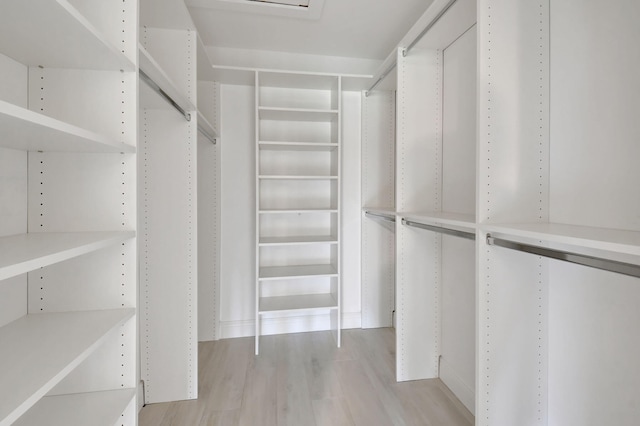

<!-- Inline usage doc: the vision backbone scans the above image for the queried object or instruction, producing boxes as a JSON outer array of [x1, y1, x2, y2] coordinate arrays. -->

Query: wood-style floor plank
[[138, 328, 474, 426]]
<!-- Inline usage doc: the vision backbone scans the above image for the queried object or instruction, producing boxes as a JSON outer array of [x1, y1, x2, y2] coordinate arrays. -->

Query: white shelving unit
[[139, 0, 199, 404], [0, 0, 138, 424], [255, 70, 342, 354]]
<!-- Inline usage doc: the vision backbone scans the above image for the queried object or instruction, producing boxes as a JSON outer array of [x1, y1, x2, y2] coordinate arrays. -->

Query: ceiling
[[187, 0, 436, 61]]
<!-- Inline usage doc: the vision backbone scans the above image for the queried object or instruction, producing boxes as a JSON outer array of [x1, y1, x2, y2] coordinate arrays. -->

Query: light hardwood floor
[[139, 328, 474, 426]]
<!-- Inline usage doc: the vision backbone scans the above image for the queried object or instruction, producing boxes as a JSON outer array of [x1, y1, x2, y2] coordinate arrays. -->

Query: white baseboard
[[439, 357, 475, 415], [219, 311, 362, 339]]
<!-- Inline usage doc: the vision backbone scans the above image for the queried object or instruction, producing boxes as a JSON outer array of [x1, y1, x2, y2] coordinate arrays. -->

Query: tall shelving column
[[255, 71, 341, 354], [0, 0, 138, 424], [139, 0, 199, 404], [477, 0, 640, 425]]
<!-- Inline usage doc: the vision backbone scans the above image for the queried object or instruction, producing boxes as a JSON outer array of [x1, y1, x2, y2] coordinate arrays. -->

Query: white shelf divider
[[0, 100, 135, 153], [14, 388, 136, 426], [0, 309, 135, 425], [258, 141, 339, 151], [258, 107, 338, 122], [259, 235, 338, 246], [0, 0, 134, 71], [259, 293, 338, 314], [0, 231, 135, 282], [258, 264, 338, 281]]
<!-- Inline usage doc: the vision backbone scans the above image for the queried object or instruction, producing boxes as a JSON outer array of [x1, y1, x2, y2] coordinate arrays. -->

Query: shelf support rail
[[403, 0, 459, 57], [197, 124, 217, 145], [139, 69, 192, 122], [402, 218, 475, 240], [486, 235, 640, 279], [364, 211, 396, 223]]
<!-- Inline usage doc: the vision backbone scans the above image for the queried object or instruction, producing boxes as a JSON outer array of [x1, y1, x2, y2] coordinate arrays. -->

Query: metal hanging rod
[[402, 218, 476, 240], [197, 125, 217, 145], [404, 0, 459, 57], [139, 69, 192, 122], [487, 235, 640, 279], [365, 61, 397, 97], [365, 211, 396, 223]]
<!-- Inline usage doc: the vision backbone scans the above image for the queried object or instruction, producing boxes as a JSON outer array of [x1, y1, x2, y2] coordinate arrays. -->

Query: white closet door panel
[[49, 316, 137, 396], [478, 235, 548, 426], [0, 276, 27, 329], [0, 54, 27, 107], [27, 240, 136, 312], [549, 262, 640, 426], [395, 225, 441, 381], [549, 0, 640, 231], [27, 152, 136, 232], [477, 0, 550, 224], [198, 134, 220, 342], [140, 109, 197, 403], [0, 148, 27, 236], [28, 68, 137, 146], [442, 26, 476, 216], [441, 235, 475, 414]]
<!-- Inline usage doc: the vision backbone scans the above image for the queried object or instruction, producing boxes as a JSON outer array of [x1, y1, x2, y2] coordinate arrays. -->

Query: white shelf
[[259, 175, 338, 180], [0, 309, 135, 425], [0, 100, 135, 153], [259, 208, 338, 214], [259, 72, 339, 90], [0, 0, 134, 71], [139, 43, 195, 113], [14, 388, 135, 426], [258, 264, 338, 281], [259, 235, 338, 246], [258, 107, 338, 122], [259, 142, 339, 151], [0, 231, 135, 282], [259, 293, 338, 314], [400, 211, 476, 233], [483, 222, 640, 258]]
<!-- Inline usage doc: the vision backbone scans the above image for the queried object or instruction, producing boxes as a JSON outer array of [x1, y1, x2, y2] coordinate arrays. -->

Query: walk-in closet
[[1, 0, 638, 425]]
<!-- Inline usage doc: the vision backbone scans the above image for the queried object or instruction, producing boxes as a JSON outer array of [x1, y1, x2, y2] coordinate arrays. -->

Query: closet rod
[[402, 218, 475, 240], [403, 0, 459, 56], [487, 235, 640, 279], [365, 211, 396, 223], [139, 69, 192, 122], [197, 125, 217, 145], [365, 61, 397, 97]]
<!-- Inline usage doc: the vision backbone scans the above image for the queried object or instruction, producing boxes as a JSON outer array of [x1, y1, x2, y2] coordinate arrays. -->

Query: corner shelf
[[0, 101, 135, 153], [0, 232, 136, 282], [0, 0, 134, 71], [0, 309, 135, 425]]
